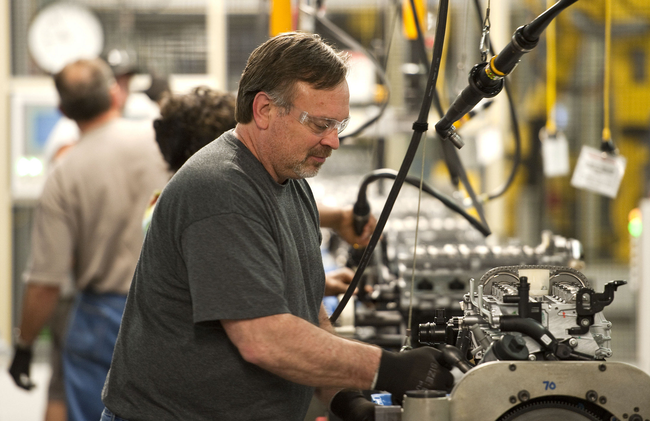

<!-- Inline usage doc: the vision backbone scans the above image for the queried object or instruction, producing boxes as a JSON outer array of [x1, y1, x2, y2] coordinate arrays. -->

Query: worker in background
[[40, 52, 138, 165], [38, 101, 78, 421], [100, 32, 453, 421], [106, 48, 171, 121], [144, 72, 171, 105], [7, 58, 170, 421], [143, 86, 238, 233], [33, 57, 165, 421]]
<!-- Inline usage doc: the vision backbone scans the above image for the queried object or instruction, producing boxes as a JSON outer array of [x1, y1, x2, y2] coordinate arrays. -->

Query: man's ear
[[251, 91, 272, 130], [108, 82, 124, 110]]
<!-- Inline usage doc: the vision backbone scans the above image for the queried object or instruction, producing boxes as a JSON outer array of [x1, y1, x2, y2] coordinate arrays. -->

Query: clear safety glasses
[[296, 110, 350, 136]]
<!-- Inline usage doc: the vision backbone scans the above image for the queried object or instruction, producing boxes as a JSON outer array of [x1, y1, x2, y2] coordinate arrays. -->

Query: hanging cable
[[479, 0, 491, 63], [382, 0, 403, 72], [546, 0, 558, 137], [601, 0, 616, 153], [471, 0, 523, 202], [402, 141, 428, 351], [464, 0, 572, 203], [329, 0, 451, 324], [406, 0, 491, 231], [407, 0, 445, 116], [402, 0, 444, 348], [352, 169, 491, 236]]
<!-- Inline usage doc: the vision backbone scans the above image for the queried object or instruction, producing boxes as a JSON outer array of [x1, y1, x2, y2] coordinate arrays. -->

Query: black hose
[[437, 344, 474, 373], [471, 0, 522, 202], [355, 169, 490, 236], [499, 316, 572, 359], [407, 0, 491, 234], [329, 0, 451, 324]]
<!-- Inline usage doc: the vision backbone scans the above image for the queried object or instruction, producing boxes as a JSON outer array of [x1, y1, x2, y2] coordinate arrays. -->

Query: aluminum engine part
[[462, 266, 618, 360]]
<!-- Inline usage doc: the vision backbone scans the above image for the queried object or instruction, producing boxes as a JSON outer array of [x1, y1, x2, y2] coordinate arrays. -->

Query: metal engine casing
[[402, 361, 650, 421], [464, 265, 613, 360], [396, 265, 650, 421]]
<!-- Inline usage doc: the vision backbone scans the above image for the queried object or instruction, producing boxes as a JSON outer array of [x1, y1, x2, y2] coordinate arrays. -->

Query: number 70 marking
[[543, 381, 557, 390]]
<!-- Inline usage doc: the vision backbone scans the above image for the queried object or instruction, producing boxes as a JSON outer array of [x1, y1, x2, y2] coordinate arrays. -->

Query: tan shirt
[[23, 118, 170, 294]]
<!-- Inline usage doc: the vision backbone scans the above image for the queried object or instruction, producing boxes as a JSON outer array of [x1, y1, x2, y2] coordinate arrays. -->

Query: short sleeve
[[23, 173, 75, 286], [181, 213, 290, 323]]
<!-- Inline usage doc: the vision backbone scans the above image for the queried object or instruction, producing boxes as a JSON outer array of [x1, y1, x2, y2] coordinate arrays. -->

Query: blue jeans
[[101, 407, 130, 421], [63, 291, 127, 421]]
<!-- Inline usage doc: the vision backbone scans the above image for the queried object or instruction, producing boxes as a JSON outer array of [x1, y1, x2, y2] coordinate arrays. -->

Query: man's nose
[[321, 129, 340, 150]]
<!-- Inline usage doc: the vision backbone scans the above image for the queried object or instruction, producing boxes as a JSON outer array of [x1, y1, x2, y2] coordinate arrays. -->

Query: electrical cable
[[337, 0, 578, 325], [404, 138, 429, 350], [354, 169, 491, 237], [402, 0, 445, 348], [470, 0, 523, 202], [406, 0, 490, 230], [329, 0, 451, 324], [436, 0, 579, 145], [381, 0, 403, 75], [600, 0, 616, 153], [546, 0, 558, 137]]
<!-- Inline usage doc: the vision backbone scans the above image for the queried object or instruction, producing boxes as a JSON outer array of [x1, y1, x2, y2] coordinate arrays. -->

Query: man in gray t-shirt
[[102, 32, 454, 421]]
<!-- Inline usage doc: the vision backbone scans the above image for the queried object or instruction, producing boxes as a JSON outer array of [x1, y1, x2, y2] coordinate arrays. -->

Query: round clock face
[[28, 2, 104, 74]]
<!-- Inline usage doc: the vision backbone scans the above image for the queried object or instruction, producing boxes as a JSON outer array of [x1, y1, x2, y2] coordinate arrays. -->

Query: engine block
[[458, 265, 621, 361]]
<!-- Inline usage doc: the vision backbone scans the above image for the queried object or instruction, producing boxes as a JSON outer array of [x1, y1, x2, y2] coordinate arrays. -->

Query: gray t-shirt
[[103, 131, 326, 420]]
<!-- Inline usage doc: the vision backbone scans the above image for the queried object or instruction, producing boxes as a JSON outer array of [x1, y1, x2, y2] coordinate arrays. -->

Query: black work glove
[[330, 389, 376, 421], [8, 344, 36, 390], [375, 347, 454, 404]]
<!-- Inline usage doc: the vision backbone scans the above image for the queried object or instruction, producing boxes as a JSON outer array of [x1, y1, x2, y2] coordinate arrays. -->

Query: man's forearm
[[318, 204, 344, 231], [17, 284, 61, 344], [222, 312, 381, 390]]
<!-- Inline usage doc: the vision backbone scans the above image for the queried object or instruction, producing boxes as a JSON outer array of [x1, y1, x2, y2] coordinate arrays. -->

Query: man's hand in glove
[[375, 346, 454, 404], [8, 344, 36, 390], [330, 389, 376, 421]]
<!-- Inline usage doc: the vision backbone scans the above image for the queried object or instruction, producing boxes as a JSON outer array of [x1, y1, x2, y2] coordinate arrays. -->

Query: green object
[[629, 217, 642, 238]]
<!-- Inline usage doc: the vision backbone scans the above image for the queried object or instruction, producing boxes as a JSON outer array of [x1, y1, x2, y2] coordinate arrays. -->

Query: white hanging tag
[[540, 128, 570, 177], [571, 145, 626, 198]]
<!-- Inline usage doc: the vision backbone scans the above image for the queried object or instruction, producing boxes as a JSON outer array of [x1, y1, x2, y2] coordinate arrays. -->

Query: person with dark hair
[[154, 86, 237, 172], [8, 58, 169, 421], [141, 86, 238, 232], [100, 32, 453, 421]]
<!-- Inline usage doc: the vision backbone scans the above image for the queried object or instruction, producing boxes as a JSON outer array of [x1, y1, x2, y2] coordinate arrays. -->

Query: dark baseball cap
[[104, 48, 139, 77]]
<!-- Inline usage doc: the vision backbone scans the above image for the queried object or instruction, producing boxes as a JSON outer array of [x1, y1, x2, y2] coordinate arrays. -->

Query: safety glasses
[[296, 110, 350, 136]]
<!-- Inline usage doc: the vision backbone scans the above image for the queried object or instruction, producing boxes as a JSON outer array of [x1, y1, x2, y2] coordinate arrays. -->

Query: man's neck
[[233, 124, 259, 160], [76, 109, 121, 134], [233, 123, 285, 184]]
